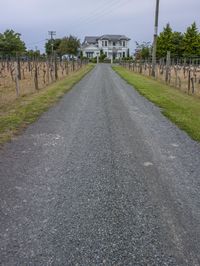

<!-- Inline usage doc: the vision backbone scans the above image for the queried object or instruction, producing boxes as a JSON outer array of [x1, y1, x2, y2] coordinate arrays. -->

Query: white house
[[82, 35, 130, 60]]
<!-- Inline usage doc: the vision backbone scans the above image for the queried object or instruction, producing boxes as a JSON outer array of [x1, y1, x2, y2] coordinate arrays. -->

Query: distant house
[[81, 34, 130, 60]]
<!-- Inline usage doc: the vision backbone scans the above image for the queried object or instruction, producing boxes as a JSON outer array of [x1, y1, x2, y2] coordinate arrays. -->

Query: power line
[[26, 40, 46, 53], [26, 39, 46, 47], [75, 0, 119, 25], [68, 0, 130, 33], [26, 1, 131, 52], [80, 0, 130, 26]]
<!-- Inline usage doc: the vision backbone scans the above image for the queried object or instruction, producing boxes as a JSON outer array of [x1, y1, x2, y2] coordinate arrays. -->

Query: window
[[105, 52, 108, 57], [123, 52, 125, 58], [123, 41, 126, 47], [102, 41, 104, 47], [105, 41, 108, 47], [113, 42, 116, 46], [86, 52, 94, 58]]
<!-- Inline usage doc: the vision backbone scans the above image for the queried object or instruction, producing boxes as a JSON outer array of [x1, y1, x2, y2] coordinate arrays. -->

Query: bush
[[89, 57, 97, 63], [103, 58, 111, 63]]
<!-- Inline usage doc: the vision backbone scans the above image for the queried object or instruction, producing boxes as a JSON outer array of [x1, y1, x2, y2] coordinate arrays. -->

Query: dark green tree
[[80, 50, 83, 59], [45, 38, 62, 56], [182, 22, 200, 57], [171, 31, 184, 57], [58, 35, 80, 56], [26, 49, 40, 59], [157, 23, 174, 58], [0, 29, 26, 56], [99, 49, 106, 62]]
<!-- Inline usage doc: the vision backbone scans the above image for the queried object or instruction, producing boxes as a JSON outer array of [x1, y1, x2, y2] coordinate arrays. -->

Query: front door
[[112, 47, 117, 60]]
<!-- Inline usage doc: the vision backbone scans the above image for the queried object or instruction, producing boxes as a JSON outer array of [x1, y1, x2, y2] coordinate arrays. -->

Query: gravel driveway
[[0, 64, 200, 265]]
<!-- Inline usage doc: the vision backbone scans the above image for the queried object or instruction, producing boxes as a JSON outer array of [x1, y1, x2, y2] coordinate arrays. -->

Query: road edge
[[0, 64, 94, 146]]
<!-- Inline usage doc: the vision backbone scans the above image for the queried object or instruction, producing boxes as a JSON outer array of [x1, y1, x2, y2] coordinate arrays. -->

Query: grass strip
[[113, 65, 200, 142], [0, 64, 94, 145]]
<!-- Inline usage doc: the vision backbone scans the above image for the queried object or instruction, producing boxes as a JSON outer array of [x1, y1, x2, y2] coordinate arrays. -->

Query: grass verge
[[113, 65, 200, 142], [0, 64, 94, 145]]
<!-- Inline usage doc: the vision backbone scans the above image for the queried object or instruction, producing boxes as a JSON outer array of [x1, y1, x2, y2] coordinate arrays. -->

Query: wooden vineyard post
[[17, 56, 21, 80], [72, 57, 75, 72], [66, 61, 69, 75], [14, 62, 20, 97], [139, 59, 142, 74], [54, 53, 58, 80], [28, 60, 31, 72], [188, 69, 191, 94], [175, 67, 178, 87], [47, 61, 50, 84], [34, 62, 39, 91], [165, 51, 171, 83], [191, 77, 195, 94], [42, 63, 46, 85]]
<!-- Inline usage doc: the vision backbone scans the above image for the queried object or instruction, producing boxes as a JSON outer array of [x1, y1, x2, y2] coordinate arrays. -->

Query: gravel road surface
[[0, 64, 200, 265]]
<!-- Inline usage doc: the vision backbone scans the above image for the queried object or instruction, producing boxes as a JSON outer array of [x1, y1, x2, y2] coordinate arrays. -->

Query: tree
[[80, 50, 83, 59], [157, 23, 174, 58], [26, 49, 40, 59], [99, 49, 106, 62], [45, 38, 62, 56], [138, 22, 200, 60], [171, 31, 184, 58], [182, 22, 200, 57], [58, 35, 80, 56], [0, 29, 26, 56], [135, 41, 151, 60]]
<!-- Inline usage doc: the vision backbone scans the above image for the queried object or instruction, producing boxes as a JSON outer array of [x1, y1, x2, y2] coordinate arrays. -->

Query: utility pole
[[152, 0, 160, 77], [48, 31, 56, 55], [48, 31, 57, 80]]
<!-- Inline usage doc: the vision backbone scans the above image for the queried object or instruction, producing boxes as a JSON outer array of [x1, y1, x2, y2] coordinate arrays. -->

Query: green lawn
[[0, 64, 94, 145], [113, 65, 200, 142]]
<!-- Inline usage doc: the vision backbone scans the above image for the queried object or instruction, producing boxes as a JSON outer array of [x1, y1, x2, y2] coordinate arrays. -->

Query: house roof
[[83, 35, 130, 44], [83, 36, 99, 44], [98, 34, 130, 41]]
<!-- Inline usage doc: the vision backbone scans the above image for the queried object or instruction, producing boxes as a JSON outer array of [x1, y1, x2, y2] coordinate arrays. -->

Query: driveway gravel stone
[[0, 64, 200, 265]]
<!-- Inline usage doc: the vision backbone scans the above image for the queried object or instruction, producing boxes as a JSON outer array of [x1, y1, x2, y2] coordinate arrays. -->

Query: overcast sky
[[1, 0, 200, 53]]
